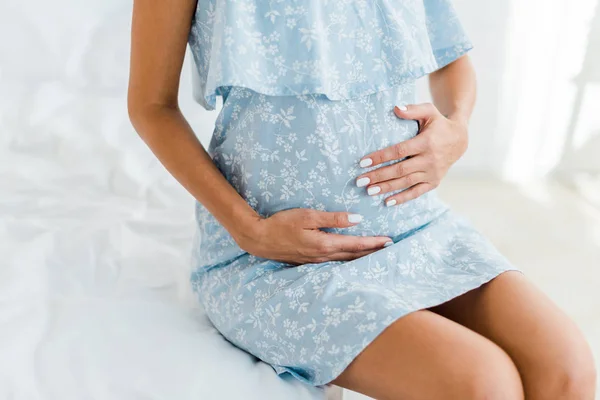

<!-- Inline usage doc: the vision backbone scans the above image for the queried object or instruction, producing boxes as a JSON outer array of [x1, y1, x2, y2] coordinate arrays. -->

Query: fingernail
[[383, 241, 394, 247], [359, 158, 373, 168], [356, 177, 370, 187], [348, 214, 363, 223], [367, 186, 381, 196], [386, 199, 397, 207], [396, 104, 408, 111]]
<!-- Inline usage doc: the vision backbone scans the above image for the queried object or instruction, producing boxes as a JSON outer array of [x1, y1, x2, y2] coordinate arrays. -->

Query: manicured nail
[[359, 158, 373, 168], [396, 104, 408, 111], [386, 199, 397, 207], [356, 177, 370, 187], [348, 214, 363, 224], [367, 186, 381, 196], [383, 241, 394, 247]]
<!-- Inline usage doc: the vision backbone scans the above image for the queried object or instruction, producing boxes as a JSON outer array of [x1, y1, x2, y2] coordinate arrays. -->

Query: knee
[[464, 350, 524, 400], [539, 348, 597, 400]]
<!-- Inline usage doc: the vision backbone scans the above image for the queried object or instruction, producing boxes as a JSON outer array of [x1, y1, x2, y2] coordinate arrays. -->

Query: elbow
[[127, 92, 142, 130], [127, 94, 178, 136], [127, 94, 149, 133]]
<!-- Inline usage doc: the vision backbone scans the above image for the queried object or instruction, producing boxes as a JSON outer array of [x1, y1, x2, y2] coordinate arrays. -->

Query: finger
[[384, 183, 435, 207], [306, 210, 365, 229], [356, 156, 426, 189], [359, 134, 426, 168], [282, 249, 378, 265], [321, 250, 380, 262], [367, 172, 428, 196], [326, 235, 393, 253], [393, 102, 441, 126]]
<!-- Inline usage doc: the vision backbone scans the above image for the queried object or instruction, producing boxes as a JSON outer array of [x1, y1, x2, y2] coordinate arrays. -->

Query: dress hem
[[275, 267, 525, 387]]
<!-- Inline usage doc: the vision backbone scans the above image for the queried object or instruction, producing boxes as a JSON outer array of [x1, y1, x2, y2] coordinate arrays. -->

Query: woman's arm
[[355, 55, 476, 205], [128, 0, 260, 242], [128, 0, 391, 264], [429, 55, 477, 127]]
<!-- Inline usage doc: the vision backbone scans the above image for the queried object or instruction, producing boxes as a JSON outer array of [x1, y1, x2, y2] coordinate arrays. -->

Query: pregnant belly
[[208, 85, 449, 239]]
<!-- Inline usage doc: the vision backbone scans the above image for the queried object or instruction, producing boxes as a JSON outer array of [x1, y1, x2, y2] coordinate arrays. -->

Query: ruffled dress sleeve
[[188, 0, 473, 110], [423, 0, 473, 67]]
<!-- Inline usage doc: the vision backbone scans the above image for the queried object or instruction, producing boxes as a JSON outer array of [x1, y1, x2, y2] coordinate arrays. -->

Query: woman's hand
[[356, 103, 469, 206], [234, 209, 393, 265]]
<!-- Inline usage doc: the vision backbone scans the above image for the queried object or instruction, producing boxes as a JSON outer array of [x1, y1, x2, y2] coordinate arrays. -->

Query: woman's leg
[[429, 271, 597, 400], [332, 309, 524, 400]]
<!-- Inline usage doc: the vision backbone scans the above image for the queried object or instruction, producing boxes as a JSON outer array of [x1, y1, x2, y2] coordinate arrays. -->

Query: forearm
[[428, 55, 477, 125], [129, 105, 260, 240]]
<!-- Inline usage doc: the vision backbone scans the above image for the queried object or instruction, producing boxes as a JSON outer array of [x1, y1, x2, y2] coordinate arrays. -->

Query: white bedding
[[0, 1, 327, 399]]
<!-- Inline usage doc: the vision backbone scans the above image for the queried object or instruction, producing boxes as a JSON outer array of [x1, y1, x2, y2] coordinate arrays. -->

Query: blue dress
[[188, 0, 522, 387]]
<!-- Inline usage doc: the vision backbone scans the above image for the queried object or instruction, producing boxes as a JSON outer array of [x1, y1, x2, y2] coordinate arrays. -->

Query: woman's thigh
[[332, 309, 524, 400], [429, 270, 597, 399]]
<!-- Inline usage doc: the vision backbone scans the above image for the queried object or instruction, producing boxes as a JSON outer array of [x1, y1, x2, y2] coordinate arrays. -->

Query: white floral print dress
[[188, 0, 522, 387]]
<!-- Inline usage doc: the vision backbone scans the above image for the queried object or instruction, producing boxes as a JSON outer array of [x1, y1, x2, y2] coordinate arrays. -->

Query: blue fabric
[[190, 85, 520, 386], [188, 0, 473, 110], [188, 0, 520, 387]]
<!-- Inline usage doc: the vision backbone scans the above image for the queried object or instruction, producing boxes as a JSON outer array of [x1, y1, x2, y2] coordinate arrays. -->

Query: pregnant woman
[[128, 0, 596, 398]]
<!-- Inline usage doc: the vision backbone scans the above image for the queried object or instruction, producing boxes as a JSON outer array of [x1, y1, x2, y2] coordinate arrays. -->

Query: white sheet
[[0, 1, 326, 399]]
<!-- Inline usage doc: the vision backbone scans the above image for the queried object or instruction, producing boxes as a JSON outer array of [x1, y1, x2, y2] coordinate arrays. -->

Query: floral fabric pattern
[[190, 84, 521, 386], [188, 0, 473, 110], [188, 0, 520, 388]]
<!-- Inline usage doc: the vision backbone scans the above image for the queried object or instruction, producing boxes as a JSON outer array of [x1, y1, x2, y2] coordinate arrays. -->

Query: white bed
[[0, 1, 339, 398], [1, 166, 339, 400]]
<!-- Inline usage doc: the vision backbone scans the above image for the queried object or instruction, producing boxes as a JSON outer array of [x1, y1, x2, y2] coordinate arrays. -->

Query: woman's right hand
[[234, 208, 393, 265]]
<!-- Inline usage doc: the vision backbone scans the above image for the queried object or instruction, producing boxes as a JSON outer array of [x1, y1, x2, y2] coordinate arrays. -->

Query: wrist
[[447, 112, 469, 128], [228, 207, 265, 249], [447, 114, 470, 152]]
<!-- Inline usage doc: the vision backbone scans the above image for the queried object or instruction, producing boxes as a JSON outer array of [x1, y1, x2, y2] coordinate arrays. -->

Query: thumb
[[393, 103, 439, 125]]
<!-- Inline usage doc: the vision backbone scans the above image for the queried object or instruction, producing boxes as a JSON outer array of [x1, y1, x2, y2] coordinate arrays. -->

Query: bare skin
[[129, 1, 597, 399], [335, 271, 597, 399], [128, 0, 392, 266], [333, 55, 596, 399], [429, 271, 597, 399], [356, 54, 477, 206], [333, 307, 525, 400]]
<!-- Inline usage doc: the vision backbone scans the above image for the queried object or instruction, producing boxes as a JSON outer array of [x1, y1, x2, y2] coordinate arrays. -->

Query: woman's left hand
[[356, 103, 469, 206]]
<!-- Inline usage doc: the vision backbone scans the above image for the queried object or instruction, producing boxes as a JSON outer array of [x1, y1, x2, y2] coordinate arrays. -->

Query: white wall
[[449, 0, 600, 180]]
